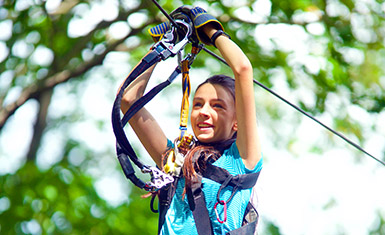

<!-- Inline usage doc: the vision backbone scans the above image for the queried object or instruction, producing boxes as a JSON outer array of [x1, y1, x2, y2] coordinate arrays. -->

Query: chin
[[196, 135, 214, 143]]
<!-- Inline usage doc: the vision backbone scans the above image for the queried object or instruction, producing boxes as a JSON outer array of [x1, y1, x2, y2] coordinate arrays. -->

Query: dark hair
[[196, 74, 235, 102]]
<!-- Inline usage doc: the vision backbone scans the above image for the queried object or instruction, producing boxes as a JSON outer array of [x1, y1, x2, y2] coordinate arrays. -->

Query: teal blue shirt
[[160, 141, 263, 234]]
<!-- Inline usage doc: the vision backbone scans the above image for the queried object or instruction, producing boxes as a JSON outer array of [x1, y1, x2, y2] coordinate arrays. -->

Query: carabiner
[[214, 200, 227, 224]]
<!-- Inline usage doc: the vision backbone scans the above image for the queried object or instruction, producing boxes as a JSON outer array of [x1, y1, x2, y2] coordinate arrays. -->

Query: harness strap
[[203, 164, 260, 190], [227, 220, 258, 235], [179, 59, 191, 139], [178, 44, 201, 148], [116, 142, 146, 189], [187, 175, 214, 235], [112, 50, 182, 191], [112, 50, 162, 169], [157, 177, 180, 234], [122, 68, 181, 125]]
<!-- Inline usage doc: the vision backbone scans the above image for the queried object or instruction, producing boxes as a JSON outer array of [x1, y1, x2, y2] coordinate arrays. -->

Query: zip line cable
[[150, 0, 385, 167], [152, 0, 178, 28], [203, 47, 385, 167]]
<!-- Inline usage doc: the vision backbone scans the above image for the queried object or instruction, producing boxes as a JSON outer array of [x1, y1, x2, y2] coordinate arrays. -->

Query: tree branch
[[0, 25, 152, 131], [57, 3, 146, 67], [26, 89, 53, 161]]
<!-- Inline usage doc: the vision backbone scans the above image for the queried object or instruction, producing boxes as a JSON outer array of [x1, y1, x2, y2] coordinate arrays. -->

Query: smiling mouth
[[197, 123, 213, 128]]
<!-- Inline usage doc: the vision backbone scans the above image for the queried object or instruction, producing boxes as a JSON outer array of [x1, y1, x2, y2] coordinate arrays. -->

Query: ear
[[232, 121, 238, 132]]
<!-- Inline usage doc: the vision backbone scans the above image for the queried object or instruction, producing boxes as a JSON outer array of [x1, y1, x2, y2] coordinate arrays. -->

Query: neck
[[196, 138, 235, 155]]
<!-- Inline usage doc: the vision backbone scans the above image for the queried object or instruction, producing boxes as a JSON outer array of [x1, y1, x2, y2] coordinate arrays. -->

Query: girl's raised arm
[[203, 26, 262, 170], [119, 62, 168, 167]]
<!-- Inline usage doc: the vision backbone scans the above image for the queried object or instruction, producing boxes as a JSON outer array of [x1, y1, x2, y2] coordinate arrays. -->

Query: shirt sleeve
[[167, 139, 174, 149], [223, 142, 263, 174]]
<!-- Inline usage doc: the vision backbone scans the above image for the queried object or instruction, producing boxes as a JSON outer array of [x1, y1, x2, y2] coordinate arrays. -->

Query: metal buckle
[[142, 166, 174, 191], [152, 19, 192, 60]]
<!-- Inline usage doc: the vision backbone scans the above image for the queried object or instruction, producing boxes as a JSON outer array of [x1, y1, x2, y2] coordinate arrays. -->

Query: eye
[[193, 102, 202, 108], [213, 103, 224, 109]]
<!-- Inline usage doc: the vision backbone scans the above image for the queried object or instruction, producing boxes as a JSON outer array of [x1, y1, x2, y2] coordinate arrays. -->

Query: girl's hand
[[190, 6, 224, 46]]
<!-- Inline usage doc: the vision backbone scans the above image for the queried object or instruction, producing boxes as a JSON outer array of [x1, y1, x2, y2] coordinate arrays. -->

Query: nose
[[199, 103, 210, 117]]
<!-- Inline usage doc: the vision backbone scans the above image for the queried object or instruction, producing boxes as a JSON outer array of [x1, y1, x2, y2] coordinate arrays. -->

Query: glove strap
[[210, 30, 231, 47]]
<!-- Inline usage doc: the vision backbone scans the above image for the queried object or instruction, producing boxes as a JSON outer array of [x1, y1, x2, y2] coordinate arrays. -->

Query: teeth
[[198, 124, 211, 128]]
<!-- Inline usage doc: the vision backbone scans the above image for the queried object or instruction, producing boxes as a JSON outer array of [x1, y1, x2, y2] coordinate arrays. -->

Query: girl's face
[[191, 83, 237, 143]]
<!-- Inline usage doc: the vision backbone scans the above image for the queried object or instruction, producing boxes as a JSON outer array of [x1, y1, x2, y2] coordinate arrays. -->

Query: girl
[[120, 9, 262, 234]]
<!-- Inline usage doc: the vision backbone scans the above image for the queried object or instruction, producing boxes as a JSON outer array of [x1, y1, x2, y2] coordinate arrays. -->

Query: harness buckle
[[152, 19, 192, 60], [143, 166, 174, 191]]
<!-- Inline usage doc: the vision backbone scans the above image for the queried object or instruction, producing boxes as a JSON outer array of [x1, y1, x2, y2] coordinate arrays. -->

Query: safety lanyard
[[163, 45, 202, 176], [179, 59, 190, 139]]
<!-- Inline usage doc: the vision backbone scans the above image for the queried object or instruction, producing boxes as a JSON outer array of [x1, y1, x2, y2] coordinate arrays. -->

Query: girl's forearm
[[119, 63, 157, 114]]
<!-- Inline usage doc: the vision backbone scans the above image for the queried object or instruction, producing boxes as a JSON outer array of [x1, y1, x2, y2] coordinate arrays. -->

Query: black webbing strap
[[227, 220, 257, 235], [112, 50, 165, 189], [187, 175, 214, 235], [116, 142, 146, 188], [203, 164, 260, 191], [112, 47, 186, 191], [121, 68, 181, 125], [157, 177, 180, 234], [112, 50, 161, 168]]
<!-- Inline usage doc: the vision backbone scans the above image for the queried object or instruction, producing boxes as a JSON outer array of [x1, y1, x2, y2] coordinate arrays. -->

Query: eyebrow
[[193, 97, 226, 103]]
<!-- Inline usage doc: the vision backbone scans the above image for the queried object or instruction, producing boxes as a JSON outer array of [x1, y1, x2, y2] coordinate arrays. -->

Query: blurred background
[[1, 0, 385, 234]]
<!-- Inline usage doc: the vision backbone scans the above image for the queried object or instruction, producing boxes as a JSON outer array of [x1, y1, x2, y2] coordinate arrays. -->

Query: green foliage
[[0, 161, 158, 234], [266, 221, 282, 235]]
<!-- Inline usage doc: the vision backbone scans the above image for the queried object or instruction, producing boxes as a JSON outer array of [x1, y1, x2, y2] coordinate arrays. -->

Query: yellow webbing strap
[[164, 46, 202, 175], [179, 59, 191, 140], [178, 46, 201, 149]]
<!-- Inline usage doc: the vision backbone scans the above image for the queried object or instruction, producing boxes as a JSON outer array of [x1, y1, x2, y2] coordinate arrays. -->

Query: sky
[[1, 0, 385, 234]]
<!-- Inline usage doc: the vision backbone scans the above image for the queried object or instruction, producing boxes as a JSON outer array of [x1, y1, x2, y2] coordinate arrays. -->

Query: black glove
[[189, 6, 226, 46]]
